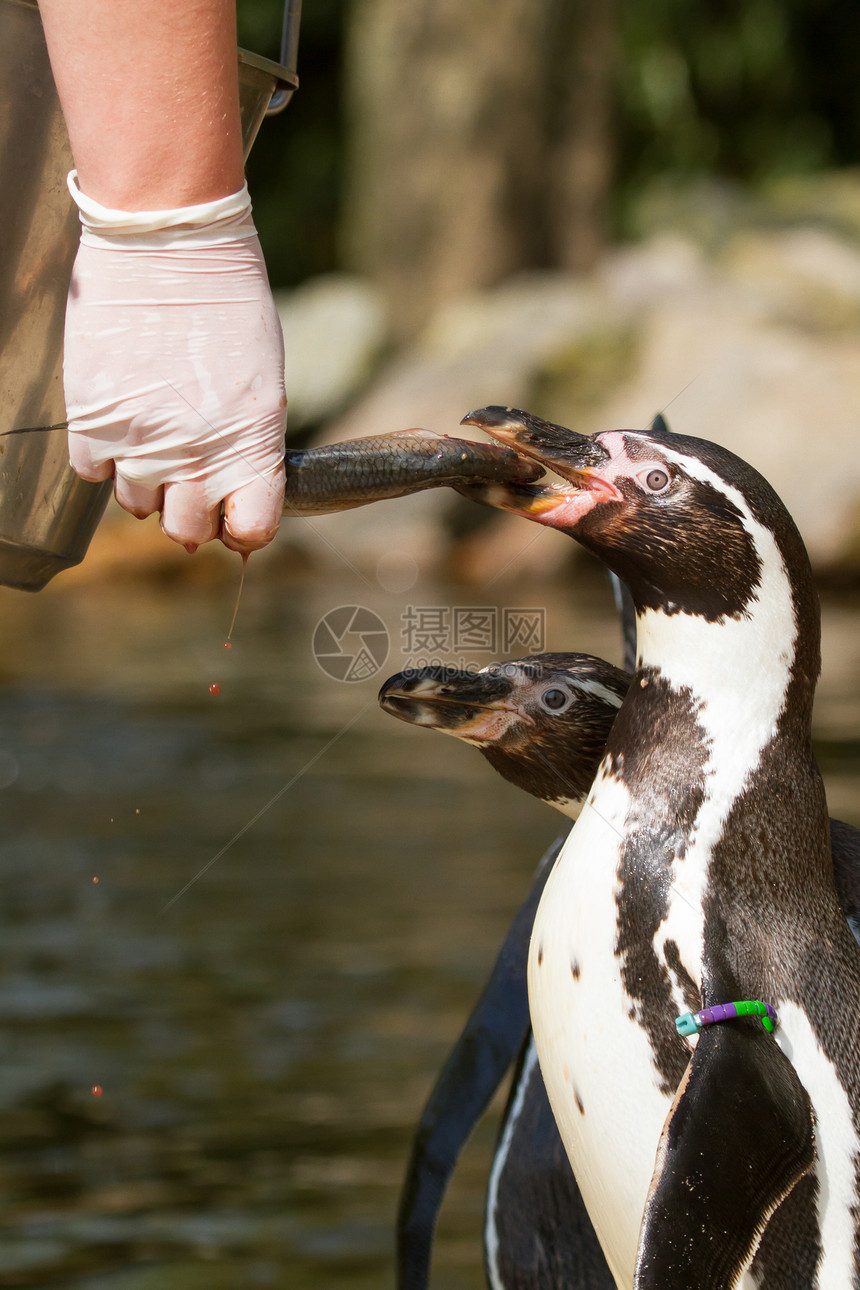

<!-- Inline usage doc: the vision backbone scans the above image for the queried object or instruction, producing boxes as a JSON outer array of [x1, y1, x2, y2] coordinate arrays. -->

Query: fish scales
[[283, 430, 542, 515]]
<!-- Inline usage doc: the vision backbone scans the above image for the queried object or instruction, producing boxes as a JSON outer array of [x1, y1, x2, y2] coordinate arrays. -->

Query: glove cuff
[[68, 172, 257, 250]]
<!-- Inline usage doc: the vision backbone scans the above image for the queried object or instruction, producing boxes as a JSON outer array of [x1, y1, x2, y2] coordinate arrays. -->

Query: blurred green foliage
[[620, 0, 840, 186], [239, 0, 860, 288], [238, 0, 346, 287]]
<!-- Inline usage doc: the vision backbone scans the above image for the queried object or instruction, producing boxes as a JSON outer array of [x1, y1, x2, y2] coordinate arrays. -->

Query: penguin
[[380, 655, 626, 1290], [440, 405, 860, 1288], [380, 653, 860, 1290], [380, 654, 628, 816]]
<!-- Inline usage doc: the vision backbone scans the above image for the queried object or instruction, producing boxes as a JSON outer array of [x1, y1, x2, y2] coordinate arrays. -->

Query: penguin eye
[[540, 687, 572, 712], [644, 468, 670, 492]]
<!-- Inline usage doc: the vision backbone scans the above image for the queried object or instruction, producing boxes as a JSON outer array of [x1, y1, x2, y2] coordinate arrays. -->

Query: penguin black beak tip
[[460, 406, 525, 432], [461, 406, 610, 476]]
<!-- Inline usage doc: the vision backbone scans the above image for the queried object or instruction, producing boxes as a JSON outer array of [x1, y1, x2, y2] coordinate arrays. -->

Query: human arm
[[40, 0, 287, 551]]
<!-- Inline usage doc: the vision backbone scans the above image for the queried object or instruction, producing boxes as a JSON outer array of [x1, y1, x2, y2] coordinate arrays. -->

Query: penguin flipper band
[[635, 1024, 815, 1289], [675, 999, 777, 1037]]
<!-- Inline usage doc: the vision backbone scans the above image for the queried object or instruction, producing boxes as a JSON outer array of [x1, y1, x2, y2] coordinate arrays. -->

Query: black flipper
[[487, 1039, 615, 1289], [396, 830, 568, 1290], [634, 1022, 815, 1290]]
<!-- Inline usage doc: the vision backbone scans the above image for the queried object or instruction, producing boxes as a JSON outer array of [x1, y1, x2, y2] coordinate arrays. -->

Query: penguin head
[[461, 406, 811, 624], [378, 654, 628, 814], [378, 664, 519, 743]]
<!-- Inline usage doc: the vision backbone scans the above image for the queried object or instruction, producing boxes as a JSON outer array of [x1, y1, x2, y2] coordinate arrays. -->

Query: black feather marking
[[607, 672, 709, 1092]]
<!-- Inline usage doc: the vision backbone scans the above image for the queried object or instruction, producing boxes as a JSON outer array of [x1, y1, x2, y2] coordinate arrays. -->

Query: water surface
[[0, 560, 856, 1288]]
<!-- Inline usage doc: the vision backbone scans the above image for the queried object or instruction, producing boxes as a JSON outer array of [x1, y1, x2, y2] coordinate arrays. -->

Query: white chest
[[529, 794, 860, 1289], [527, 775, 684, 1285]]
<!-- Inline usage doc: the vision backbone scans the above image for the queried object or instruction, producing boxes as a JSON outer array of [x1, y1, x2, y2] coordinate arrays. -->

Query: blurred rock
[[326, 272, 611, 440], [722, 227, 860, 328], [598, 233, 712, 309], [281, 229, 860, 577], [275, 275, 388, 430], [275, 274, 621, 580], [70, 201, 860, 584], [557, 229, 860, 571], [766, 170, 860, 245]]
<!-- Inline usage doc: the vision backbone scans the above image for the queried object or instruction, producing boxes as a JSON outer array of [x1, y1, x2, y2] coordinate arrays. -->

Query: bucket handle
[[267, 0, 302, 114]]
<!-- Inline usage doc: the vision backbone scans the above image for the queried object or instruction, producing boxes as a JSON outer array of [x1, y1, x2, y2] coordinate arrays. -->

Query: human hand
[[64, 177, 287, 553]]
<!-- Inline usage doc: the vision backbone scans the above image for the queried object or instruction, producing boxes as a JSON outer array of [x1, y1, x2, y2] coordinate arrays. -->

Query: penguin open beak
[[461, 406, 609, 471], [378, 667, 521, 740], [459, 406, 623, 524]]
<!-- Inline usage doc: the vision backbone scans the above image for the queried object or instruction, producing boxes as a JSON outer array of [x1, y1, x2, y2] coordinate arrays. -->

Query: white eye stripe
[[642, 444, 763, 540], [575, 679, 625, 708], [536, 679, 626, 712], [614, 436, 762, 532]]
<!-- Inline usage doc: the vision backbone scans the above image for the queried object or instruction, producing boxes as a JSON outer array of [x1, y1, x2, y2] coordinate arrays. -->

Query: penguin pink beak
[[460, 406, 623, 527]]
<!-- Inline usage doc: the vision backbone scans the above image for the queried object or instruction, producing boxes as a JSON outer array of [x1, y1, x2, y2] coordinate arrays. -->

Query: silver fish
[[282, 429, 544, 516]]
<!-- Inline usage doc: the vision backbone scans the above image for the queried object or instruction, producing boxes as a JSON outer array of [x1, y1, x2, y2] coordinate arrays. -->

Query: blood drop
[[92, 876, 99, 885], [91, 1085, 103, 1098], [209, 683, 221, 696]]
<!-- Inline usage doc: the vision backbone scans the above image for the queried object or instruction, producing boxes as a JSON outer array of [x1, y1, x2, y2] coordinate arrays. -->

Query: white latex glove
[[64, 174, 287, 552]]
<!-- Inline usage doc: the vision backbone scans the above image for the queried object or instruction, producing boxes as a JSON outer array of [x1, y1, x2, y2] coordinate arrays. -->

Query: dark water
[[0, 561, 856, 1289]]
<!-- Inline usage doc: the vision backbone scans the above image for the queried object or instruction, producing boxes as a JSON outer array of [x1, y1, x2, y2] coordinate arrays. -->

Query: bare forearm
[[40, 0, 245, 208]]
